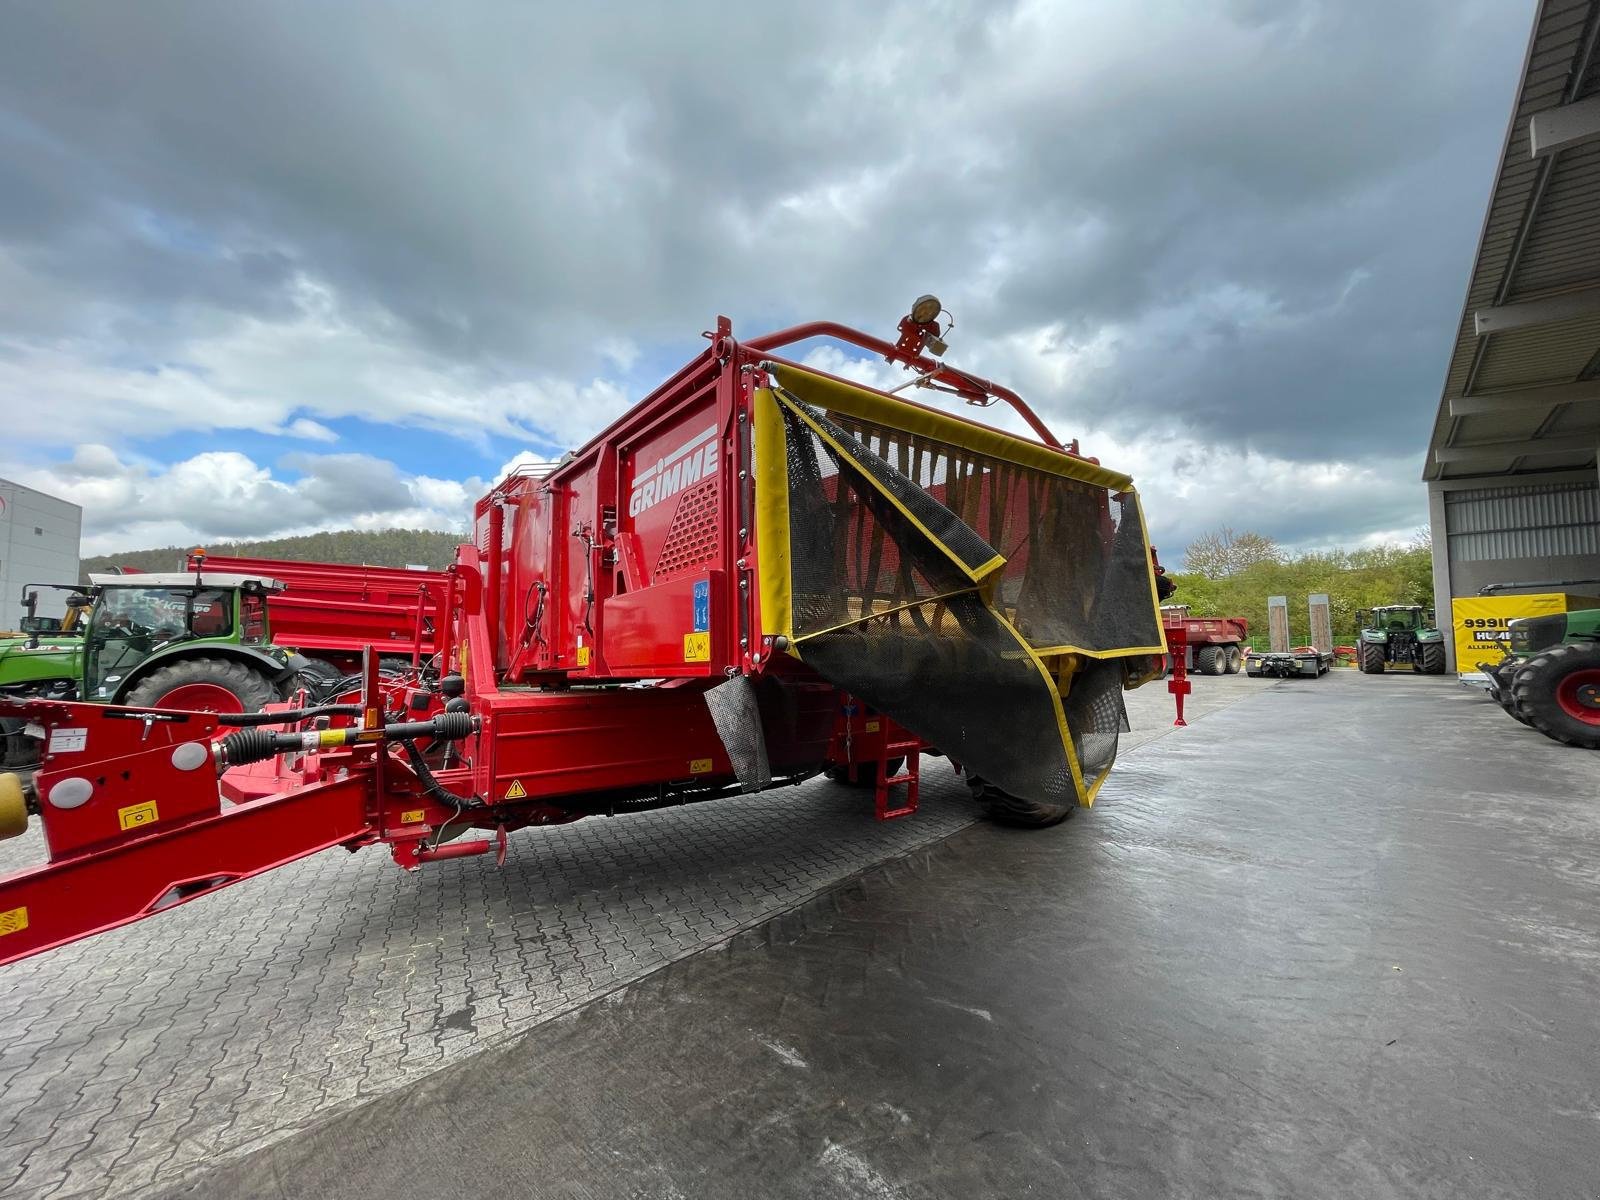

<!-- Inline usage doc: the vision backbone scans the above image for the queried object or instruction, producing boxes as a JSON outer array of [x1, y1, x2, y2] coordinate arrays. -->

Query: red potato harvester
[[0, 299, 1185, 966]]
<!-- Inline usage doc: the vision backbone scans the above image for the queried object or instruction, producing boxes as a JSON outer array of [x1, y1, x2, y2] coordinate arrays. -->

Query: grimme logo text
[[629, 426, 718, 517]]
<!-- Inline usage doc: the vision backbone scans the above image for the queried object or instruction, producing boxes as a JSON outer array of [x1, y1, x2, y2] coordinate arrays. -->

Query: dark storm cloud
[[0, 0, 1532, 547]]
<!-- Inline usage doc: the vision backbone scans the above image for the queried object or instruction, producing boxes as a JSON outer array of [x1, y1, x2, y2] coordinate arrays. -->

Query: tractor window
[[95, 588, 232, 644], [240, 592, 267, 644], [85, 587, 234, 699]]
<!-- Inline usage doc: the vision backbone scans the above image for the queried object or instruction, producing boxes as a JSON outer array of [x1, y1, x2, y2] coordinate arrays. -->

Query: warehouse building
[[0, 477, 83, 630], [1425, 0, 1600, 669]]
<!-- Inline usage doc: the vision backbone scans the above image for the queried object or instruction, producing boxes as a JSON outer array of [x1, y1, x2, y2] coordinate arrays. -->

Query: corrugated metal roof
[[1425, 0, 1600, 482]]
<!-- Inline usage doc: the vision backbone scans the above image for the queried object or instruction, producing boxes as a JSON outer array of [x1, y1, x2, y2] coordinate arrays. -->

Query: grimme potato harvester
[[0, 303, 1170, 966]]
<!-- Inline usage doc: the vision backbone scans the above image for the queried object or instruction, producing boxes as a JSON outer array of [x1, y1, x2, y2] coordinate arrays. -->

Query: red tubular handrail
[[743, 320, 1065, 451]]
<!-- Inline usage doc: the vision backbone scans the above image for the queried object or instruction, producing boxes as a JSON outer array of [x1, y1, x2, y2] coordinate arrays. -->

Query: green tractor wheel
[[1419, 643, 1446, 675], [123, 658, 280, 714], [1486, 659, 1534, 727], [1509, 643, 1600, 749], [1359, 642, 1386, 674]]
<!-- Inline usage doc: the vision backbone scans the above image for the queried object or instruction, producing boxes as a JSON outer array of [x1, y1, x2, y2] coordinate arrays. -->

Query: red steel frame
[[0, 311, 1159, 968]]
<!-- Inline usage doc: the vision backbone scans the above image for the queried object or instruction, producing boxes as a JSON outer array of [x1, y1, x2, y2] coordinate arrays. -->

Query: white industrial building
[[1425, 0, 1600, 669], [0, 477, 83, 630]]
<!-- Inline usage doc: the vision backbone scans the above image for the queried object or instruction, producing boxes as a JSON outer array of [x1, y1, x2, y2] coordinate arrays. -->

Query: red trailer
[[0, 302, 1177, 967], [187, 553, 449, 673], [1161, 605, 1249, 676]]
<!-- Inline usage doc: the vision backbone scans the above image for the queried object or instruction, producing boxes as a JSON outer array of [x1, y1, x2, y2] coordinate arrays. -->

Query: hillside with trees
[[1167, 526, 1434, 647], [80, 529, 465, 580]]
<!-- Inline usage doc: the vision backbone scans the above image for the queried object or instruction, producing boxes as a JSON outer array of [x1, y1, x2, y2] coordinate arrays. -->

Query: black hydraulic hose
[[396, 736, 483, 809], [215, 704, 366, 727]]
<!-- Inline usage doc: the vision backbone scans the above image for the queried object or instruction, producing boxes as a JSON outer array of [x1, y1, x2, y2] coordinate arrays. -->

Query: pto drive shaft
[[218, 711, 475, 767]]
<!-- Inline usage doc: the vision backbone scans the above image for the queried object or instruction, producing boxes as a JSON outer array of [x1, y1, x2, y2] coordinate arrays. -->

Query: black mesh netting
[[771, 389, 1159, 803]]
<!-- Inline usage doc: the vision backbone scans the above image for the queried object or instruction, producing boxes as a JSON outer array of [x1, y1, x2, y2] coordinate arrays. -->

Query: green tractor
[[1356, 605, 1447, 675], [0, 571, 298, 768], [1483, 607, 1600, 749]]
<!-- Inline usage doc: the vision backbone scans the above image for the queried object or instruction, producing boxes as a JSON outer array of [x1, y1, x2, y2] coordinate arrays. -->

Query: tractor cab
[[79, 574, 288, 704], [1357, 605, 1446, 675]]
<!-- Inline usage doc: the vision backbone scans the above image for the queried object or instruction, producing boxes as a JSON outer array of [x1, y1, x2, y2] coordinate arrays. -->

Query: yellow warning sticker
[[576, 646, 591, 667], [864, 720, 880, 733], [683, 632, 711, 662], [503, 779, 528, 800], [400, 809, 425, 825], [689, 758, 713, 774], [0, 906, 27, 937], [118, 801, 159, 831]]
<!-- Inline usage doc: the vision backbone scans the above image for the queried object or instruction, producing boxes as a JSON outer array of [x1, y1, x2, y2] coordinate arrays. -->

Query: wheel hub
[[153, 682, 245, 714], [1555, 668, 1600, 725]]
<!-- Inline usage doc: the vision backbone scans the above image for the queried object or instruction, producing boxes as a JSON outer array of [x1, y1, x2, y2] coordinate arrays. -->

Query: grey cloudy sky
[[0, 0, 1532, 557]]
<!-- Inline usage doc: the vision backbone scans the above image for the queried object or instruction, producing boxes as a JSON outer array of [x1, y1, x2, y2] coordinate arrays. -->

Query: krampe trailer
[[0, 302, 1172, 966]]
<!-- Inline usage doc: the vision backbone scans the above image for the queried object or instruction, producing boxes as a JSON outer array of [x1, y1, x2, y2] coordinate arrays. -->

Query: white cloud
[[3, 445, 473, 556], [282, 417, 338, 442]]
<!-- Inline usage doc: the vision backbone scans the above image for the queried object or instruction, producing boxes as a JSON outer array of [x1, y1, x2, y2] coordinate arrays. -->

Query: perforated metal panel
[[654, 479, 720, 577]]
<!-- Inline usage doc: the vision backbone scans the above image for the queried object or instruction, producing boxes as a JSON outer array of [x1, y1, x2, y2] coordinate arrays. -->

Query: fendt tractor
[[1483, 606, 1600, 749], [1357, 605, 1446, 674], [0, 300, 1175, 968], [0, 572, 298, 768]]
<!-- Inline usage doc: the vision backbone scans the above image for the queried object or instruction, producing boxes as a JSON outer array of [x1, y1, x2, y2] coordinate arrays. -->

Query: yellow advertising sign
[[1450, 593, 1600, 674]]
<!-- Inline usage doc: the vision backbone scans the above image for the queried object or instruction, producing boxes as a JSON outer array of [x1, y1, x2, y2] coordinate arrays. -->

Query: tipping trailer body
[[1161, 606, 1249, 676], [187, 554, 449, 672], [0, 309, 1172, 966]]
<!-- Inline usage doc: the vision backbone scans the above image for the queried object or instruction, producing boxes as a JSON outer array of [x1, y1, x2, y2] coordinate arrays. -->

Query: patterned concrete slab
[[0, 674, 1261, 1198]]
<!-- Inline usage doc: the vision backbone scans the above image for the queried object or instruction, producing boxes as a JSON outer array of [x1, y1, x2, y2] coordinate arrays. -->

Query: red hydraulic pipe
[[744, 319, 1064, 450], [413, 839, 492, 863], [486, 499, 504, 672]]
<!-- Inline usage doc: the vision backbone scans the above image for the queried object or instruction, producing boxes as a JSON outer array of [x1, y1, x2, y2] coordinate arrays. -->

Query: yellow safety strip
[[768, 362, 1135, 493], [990, 607, 1089, 804], [775, 392, 1004, 587], [792, 585, 980, 644], [751, 388, 795, 649], [1129, 491, 1169, 652], [1026, 641, 1169, 660]]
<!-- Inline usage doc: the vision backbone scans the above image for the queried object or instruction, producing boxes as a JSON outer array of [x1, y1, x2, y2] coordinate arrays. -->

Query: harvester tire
[[124, 658, 279, 714], [1419, 643, 1446, 675], [969, 778, 1074, 828], [1195, 645, 1225, 676], [1359, 643, 1385, 674], [1224, 645, 1243, 674], [1509, 644, 1600, 749]]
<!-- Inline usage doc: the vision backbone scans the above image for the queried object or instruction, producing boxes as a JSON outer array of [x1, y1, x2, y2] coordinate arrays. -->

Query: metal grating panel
[[654, 478, 719, 577], [1445, 480, 1600, 561]]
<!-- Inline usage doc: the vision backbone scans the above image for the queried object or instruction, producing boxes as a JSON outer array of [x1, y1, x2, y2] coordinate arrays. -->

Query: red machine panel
[[601, 572, 722, 676], [32, 705, 222, 859]]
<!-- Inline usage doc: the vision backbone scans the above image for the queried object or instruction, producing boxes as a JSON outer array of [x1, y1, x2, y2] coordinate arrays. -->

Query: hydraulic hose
[[215, 704, 366, 727]]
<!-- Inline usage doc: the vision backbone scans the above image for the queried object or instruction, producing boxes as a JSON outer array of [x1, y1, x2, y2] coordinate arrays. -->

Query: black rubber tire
[[294, 657, 347, 702], [1359, 642, 1386, 674], [1195, 645, 1225, 676], [826, 757, 905, 786], [1487, 659, 1534, 727], [1508, 643, 1600, 749], [1224, 645, 1243, 674], [969, 777, 1074, 828], [1419, 643, 1446, 675], [123, 658, 280, 713]]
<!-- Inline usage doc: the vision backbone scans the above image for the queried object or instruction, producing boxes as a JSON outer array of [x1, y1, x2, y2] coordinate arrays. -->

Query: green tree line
[[1169, 528, 1434, 647], [80, 528, 466, 581]]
